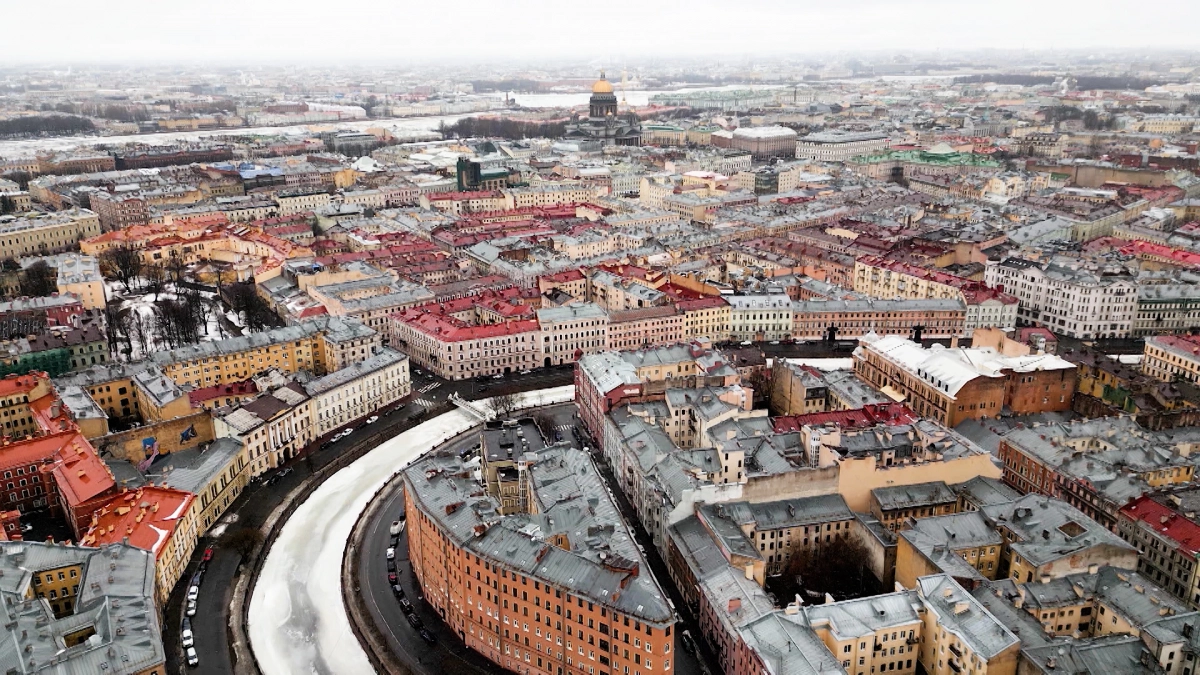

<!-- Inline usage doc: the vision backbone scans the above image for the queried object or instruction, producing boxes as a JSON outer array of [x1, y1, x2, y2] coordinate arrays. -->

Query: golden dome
[[592, 72, 614, 94]]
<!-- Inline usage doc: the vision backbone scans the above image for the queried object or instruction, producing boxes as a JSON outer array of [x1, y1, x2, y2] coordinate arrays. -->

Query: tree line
[[0, 115, 95, 139]]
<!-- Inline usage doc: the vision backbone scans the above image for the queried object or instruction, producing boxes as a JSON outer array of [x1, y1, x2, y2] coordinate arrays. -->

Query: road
[[161, 367, 574, 675], [354, 404, 717, 675]]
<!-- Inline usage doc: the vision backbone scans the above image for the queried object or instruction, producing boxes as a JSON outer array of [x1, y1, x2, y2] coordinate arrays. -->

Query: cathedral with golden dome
[[563, 72, 641, 147]]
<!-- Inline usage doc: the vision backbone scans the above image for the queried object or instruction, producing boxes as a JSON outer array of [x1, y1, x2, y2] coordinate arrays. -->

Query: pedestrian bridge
[[449, 392, 494, 422]]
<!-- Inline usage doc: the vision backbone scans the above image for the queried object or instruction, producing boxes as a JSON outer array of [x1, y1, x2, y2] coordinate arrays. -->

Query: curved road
[[247, 386, 574, 675]]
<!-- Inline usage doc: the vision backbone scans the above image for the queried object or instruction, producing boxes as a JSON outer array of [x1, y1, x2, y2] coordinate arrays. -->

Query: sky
[[4, 0, 1200, 64]]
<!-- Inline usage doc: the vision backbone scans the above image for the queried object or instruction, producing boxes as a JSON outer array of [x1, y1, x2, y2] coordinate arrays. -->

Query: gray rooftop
[[917, 574, 1019, 659], [0, 542, 163, 675], [304, 347, 407, 396], [403, 442, 673, 625], [149, 315, 374, 367], [871, 481, 957, 512], [981, 494, 1137, 568]]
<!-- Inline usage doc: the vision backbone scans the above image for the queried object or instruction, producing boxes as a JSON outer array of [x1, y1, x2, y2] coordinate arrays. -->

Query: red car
[[202, 548, 214, 562], [388, 572, 398, 584]]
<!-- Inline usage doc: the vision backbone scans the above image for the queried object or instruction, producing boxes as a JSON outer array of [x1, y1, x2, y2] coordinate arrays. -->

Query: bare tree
[[143, 263, 167, 301], [223, 527, 264, 562], [18, 261, 55, 297], [98, 245, 143, 292], [124, 310, 152, 357], [531, 412, 557, 441], [490, 392, 519, 419]]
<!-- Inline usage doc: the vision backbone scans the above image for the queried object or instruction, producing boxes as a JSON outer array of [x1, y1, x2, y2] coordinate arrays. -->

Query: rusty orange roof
[[81, 486, 194, 559]]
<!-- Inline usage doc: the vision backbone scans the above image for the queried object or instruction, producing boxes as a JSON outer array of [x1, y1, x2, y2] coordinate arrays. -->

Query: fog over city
[[7, 0, 1200, 63]]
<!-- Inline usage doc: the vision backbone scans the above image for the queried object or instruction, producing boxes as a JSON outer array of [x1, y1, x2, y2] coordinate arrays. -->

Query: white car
[[181, 628, 194, 648], [186, 647, 199, 667], [386, 547, 395, 560], [739, 340, 753, 346], [186, 585, 199, 602], [186, 599, 196, 617], [366, 415, 379, 424], [389, 520, 404, 536]]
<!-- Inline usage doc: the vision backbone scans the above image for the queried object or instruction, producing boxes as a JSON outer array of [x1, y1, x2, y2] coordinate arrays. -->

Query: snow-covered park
[[247, 386, 575, 675]]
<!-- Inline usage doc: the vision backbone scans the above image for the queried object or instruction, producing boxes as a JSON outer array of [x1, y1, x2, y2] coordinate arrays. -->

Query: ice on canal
[[247, 386, 574, 675]]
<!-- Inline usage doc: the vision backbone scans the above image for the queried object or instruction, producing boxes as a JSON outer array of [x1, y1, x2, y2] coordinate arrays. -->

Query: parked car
[[739, 340, 753, 346], [681, 630, 696, 654], [186, 647, 199, 667], [391, 584, 405, 598], [202, 547, 214, 562], [519, 369, 531, 375], [419, 628, 437, 644], [407, 613, 423, 629], [278, 467, 293, 478], [186, 586, 199, 602], [387, 560, 396, 573], [181, 628, 194, 648], [386, 547, 395, 560], [389, 535, 399, 548], [769, 340, 780, 345], [399, 597, 413, 612], [186, 599, 197, 617], [492, 373, 503, 379], [387, 572, 397, 584], [389, 520, 404, 536], [366, 415, 379, 425]]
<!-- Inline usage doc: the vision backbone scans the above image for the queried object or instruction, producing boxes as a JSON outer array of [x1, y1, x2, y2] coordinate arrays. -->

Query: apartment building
[[213, 382, 313, 477], [796, 131, 890, 162], [998, 417, 1196, 530], [607, 306, 686, 351], [150, 316, 378, 389], [915, 575, 1020, 675], [679, 296, 732, 343], [537, 303, 608, 368], [1118, 494, 1200, 609], [869, 481, 958, 532], [984, 257, 1137, 339], [303, 347, 409, 437], [1143, 334, 1200, 384], [792, 298, 967, 341], [729, 126, 798, 160], [854, 257, 1018, 336], [0, 209, 101, 259], [80, 486, 198, 605], [727, 291, 793, 342], [53, 254, 107, 310], [404, 441, 677, 675], [698, 495, 855, 577], [853, 334, 1076, 426], [0, 542, 164, 675]]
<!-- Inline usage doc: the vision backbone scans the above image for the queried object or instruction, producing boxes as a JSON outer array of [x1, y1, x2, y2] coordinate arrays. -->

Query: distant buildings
[[796, 130, 890, 162]]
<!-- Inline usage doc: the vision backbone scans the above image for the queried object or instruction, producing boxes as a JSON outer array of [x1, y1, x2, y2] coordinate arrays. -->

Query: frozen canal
[[247, 386, 574, 675]]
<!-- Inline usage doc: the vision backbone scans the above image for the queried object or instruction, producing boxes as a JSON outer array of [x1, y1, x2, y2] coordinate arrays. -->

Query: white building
[[536, 303, 609, 368], [304, 347, 410, 436], [984, 258, 1137, 339], [796, 131, 891, 162], [727, 291, 793, 342]]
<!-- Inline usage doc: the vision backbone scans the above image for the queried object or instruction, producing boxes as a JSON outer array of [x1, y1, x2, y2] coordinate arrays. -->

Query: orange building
[[404, 429, 677, 675], [81, 486, 198, 604]]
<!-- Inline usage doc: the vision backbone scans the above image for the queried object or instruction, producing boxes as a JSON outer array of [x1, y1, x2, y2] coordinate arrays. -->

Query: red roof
[[188, 379, 259, 407], [47, 432, 117, 507], [1120, 496, 1200, 560], [82, 486, 195, 559], [772, 403, 919, 433]]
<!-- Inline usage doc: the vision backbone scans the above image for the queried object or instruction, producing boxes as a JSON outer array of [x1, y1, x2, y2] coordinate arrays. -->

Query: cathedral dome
[[592, 74, 614, 94]]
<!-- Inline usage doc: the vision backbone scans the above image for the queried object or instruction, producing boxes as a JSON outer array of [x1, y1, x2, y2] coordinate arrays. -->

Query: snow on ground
[[782, 357, 854, 371], [247, 386, 575, 675]]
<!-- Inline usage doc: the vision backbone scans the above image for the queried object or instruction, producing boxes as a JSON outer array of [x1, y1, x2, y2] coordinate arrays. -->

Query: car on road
[[391, 584, 405, 598], [202, 547, 214, 562], [278, 467, 293, 478], [419, 628, 437, 644], [388, 572, 397, 584], [181, 628, 194, 648], [366, 415, 379, 424], [389, 535, 399, 548], [519, 369, 531, 375], [681, 630, 696, 654], [769, 340, 780, 345], [492, 373, 503, 379], [399, 597, 413, 612], [186, 599, 196, 617], [739, 340, 753, 345], [186, 647, 199, 667], [389, 520, 404, 535], [387, 559, 396, 572], [407, 613, 423, 629], [414, 369, 424, 376], [554, 430, 562, 442], [386, 547, 395, 560], [186, 586, 199, 602]]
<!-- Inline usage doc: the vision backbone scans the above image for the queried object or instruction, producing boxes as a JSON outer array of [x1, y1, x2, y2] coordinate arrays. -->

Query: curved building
[[404, 418, 676, 675], [564, 73, 642, 148]]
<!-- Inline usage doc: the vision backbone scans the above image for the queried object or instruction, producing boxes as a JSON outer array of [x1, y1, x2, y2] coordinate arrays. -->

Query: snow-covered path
[[247, 386, 575, 675]]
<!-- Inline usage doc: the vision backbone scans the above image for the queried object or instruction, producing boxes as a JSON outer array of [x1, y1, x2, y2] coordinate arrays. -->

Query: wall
[[837, 453, 1002, 512], [740, 465, 839, 503], [95, 411, 215, 464]]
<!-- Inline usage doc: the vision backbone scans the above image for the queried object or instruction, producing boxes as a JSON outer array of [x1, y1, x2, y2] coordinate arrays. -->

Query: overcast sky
[[5, 0, 1200, 64]]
